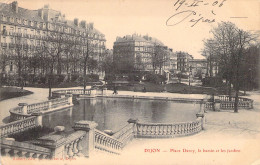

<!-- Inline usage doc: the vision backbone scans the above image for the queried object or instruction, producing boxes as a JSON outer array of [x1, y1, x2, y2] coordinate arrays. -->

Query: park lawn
[[114, 82, 239, 95], [0, 86, 33, 101]]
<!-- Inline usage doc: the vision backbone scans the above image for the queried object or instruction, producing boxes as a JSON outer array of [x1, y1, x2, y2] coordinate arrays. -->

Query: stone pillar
[[196, 113, 205, 130], [31, 134, 66, 159], [214, 102, 220, 111], [65, 94, 73, 105], [31, 112, 43, 127], [73, 120, 98, 157], [128, 118, 139, 136], [18, 103, 28, 114]]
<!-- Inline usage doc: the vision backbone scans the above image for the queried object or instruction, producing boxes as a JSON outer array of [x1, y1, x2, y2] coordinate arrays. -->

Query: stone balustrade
[[64, 131, 86, 158], [112, 123, 135, 147], [1, 138, 51, 159], [0, 116, 40, 138], [218, 95, 253, 110], [220, 101, 253, 109], [27, 101, 49, 114], [52, 89, 103, 98], [204, 102, 214, 110], [50, 97, 71, 109], [218, 95, 251, 102], [135, 118, 202, 138], [94, 129, 123, 155], [9, 95, 73, 122]]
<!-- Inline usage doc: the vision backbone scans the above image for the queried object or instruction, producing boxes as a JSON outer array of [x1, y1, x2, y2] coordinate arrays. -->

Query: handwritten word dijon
[[166, 0, 227, 27]]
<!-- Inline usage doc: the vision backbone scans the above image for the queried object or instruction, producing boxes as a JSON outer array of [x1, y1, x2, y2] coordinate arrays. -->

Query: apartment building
[[113, 34, 171, 74], [0, 1, 106, 77], [176, 51, 193, 73]]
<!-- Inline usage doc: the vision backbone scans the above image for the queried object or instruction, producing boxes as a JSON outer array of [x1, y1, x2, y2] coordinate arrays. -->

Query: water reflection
[[42, 98, 201, 132]]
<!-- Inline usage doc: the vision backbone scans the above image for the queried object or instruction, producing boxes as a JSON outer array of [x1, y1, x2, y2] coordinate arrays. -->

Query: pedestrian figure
[[113, 85, 118, 95]]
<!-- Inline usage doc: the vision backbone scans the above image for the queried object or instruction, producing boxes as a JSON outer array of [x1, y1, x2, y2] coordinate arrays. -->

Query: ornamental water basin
[[41, 97, 202, 133]]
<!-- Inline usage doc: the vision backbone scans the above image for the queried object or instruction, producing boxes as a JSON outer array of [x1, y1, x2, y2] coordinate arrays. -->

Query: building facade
[[0, 1, 106, 80], [113, 34, 171, 74], [189, 59, 207, 78], [176, 51, 193, 73]]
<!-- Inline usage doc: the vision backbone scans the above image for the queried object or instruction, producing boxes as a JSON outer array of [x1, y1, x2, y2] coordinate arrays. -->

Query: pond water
[[42, 98, 202, 132]]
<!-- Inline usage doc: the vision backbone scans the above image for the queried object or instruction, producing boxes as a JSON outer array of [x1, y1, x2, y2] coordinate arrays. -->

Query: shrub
[[145, 74, 167, 84], [202, 77, 224, 87]]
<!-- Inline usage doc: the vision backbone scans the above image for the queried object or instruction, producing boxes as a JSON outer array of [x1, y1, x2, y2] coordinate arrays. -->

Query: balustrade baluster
[[68, 143, 74, 158], [72, 140, 79, 156], [77, 137, 84, 156]]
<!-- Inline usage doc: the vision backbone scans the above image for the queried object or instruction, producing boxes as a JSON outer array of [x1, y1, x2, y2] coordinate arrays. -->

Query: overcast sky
[[2, 0, 259, 58]]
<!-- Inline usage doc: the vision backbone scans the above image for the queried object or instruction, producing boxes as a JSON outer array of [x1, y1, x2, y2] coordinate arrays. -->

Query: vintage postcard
[[0, 0, 259, 165]]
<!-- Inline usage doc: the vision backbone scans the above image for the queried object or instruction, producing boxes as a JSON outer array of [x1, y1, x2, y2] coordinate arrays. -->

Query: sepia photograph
[[0, 0, 260, 164]]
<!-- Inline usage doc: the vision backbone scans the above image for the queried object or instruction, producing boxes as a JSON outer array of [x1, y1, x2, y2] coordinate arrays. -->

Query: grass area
[[0, 86, 33, 101], [108, 82, 241, 95], [165, 83, 225, 95], [26, 81, 102, 88]]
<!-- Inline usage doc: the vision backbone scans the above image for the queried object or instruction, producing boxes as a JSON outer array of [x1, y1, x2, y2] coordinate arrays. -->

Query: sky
[[1, 0, 259, 59]]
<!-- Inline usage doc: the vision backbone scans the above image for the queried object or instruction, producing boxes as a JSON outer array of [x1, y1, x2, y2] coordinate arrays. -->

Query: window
[[2, 15, 6, 21], [18, 28, 21, 33], [3, 36, 6, 43], [24, 29, 27, 34], [10, 27, 14, 33], [10, 62, 13, 72]]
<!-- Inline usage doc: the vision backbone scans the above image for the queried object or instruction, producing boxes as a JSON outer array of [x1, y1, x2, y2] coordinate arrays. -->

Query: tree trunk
[[228, 80, 232, 101], [48, 75, 52, 99], [234, 88, 239, 112], [83, 60, 87, 94]]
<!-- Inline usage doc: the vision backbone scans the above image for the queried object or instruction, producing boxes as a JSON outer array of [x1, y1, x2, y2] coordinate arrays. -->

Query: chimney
[[89, 23, 94, 30], [11, 1, 18, 13], [80, 20, 86, 28], [74, 18, 79, 26], [38, 9, 44, 19], [44, 4, 49, 8]]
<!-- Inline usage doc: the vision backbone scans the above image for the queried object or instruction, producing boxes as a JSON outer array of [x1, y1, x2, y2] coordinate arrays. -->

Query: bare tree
[[153, 45, 169, 74], [203, 22, 258, 112]]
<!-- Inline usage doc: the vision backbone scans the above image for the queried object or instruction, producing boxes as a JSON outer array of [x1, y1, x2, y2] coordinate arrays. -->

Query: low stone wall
[[9, 95, 73, 122], [112, 122, 135, 147], [0, 116, 41, 138], [135, 117, 203, 138], [95, 129, 123, 155], [1, 138, 52, 159], [52, 88, 107, 98]]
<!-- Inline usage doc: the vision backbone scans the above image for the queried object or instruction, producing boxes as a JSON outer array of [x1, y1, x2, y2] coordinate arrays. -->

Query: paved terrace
[[0, 88, 259, 165]]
